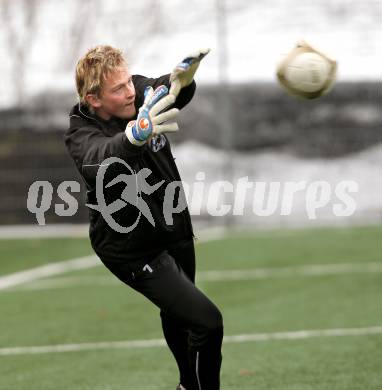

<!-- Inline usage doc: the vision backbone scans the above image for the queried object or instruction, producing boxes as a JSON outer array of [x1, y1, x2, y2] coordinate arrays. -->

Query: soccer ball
[[276, 40, 337, 99]]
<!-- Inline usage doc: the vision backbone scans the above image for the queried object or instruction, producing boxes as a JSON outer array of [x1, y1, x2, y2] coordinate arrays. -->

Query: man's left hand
[[169, 48, 210, 97]]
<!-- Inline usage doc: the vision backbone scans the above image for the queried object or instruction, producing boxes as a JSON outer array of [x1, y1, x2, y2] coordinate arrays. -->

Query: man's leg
[[160, 311, 193, 389], [127, 249, 223, 389], [160, 239, 196, 389], [102, 244, 223, 390], [160, 308, 223, 390]]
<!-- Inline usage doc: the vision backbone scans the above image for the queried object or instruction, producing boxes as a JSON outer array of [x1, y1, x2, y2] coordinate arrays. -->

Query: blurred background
[[1, 3, 382, 389], [1, 0, 382, 231]]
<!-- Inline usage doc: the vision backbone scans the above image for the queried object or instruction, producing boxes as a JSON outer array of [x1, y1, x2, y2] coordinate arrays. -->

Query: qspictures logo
[[27, 157, 359, 230], [84, 157, 187, 233], [27, 157, 188, 232]]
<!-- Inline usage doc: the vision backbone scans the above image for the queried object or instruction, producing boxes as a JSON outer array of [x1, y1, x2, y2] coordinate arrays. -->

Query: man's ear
[[85, 94, 102, 109]]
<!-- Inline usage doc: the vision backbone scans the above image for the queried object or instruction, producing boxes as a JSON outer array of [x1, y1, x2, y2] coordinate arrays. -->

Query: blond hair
[[76, 45, 127, 105]]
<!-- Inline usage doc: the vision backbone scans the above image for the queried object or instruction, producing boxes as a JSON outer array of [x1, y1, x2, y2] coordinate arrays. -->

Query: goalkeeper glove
[[125, 85, 179, 146], [169, 48, 210, 97]]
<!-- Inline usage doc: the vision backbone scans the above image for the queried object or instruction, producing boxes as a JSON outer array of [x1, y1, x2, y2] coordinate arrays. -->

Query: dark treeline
[[1, 82, 381, 158], [0, 82, 381, 224]]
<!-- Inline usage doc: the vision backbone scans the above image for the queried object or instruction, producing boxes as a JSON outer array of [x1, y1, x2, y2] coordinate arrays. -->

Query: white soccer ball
[[277, 41, 337, 99]]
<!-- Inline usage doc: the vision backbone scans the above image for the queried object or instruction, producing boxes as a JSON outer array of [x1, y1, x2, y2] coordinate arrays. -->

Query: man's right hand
[[125, 85, 179, 146]]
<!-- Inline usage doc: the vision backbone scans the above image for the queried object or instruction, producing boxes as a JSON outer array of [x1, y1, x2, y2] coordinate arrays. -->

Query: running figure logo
[[87, 157, 164, 233]]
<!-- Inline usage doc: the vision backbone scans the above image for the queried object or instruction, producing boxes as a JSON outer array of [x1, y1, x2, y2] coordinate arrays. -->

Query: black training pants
[[101, 238, 224, 390]]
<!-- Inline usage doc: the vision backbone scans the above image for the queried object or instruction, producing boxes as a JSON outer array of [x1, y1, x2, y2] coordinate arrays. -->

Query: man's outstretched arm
[[133, 74, 196, 111]]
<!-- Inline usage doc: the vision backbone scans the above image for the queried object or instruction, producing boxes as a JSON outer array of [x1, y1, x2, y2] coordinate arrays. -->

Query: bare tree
[[101, 2, 166, 66], [62, 0, 102, 71], [1, 0, 39, 106], [61, 1, 166, 73]]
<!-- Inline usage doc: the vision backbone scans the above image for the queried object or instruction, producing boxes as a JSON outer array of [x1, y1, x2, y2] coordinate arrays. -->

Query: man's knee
[[189, 304, 223, 346], [204, 305, 223, 332]]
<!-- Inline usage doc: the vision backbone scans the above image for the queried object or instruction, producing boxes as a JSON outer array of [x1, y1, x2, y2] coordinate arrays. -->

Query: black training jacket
[[64, 74, 195, 263]]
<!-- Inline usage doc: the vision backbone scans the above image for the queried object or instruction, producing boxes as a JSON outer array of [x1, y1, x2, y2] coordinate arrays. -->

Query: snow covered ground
[[1, 0, 382, 107], [172, 141, 382, 228]]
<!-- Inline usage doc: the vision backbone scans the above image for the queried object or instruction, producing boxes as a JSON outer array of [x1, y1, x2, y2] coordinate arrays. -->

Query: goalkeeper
[[65, 45, 223, 390]]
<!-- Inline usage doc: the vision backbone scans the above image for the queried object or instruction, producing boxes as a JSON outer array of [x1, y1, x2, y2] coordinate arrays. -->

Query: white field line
[[0, 224, 289, 241], [0, 224, 89, 240], [6, 275, 120, 291], [0, 228, 227, 291], [0, 225, 228, 240], [0, 255, 99, 290], [0, 326, 381, 356], [199, 261, 382, 281], [3, 261, 382, 292]]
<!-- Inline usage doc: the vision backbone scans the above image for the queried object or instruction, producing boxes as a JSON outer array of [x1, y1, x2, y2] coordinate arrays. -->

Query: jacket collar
[[70, 102, 128, 130]]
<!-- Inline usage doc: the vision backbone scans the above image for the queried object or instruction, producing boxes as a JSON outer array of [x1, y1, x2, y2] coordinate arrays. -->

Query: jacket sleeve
[[132, 74, 196, 112], [64, 119, 146, 188], [65, 122, 143, 165]]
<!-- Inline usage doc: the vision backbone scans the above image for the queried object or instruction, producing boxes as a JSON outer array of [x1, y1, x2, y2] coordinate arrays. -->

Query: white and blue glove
[[126, 85, 179, 146], [169, 48, 211, 97]]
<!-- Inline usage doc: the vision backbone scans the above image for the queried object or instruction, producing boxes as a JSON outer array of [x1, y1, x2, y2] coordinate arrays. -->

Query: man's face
[[89, 66, 136, 120]]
